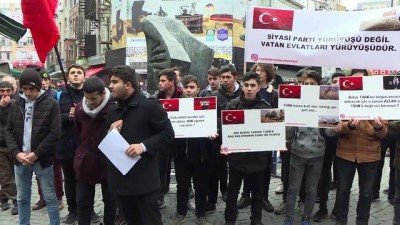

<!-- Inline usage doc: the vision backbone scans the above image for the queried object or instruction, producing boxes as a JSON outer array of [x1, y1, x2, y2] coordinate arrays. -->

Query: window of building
[[68, 45, 74, 61]]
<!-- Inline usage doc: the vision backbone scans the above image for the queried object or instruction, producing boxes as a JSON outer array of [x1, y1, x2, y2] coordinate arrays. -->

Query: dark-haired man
[[223, 71, 271, 225], [74, 76, 116, 225], [154, 68, 183, 209], [107, 65, 174, 225], [206, 64, 242, 212], [199, 68, 220, 97]]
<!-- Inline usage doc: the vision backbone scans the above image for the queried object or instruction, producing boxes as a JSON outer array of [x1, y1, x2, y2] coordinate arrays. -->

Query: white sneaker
[[275, 182, 284, 194]]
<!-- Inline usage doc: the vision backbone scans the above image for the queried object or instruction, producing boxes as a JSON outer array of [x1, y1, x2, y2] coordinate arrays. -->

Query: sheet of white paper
[[98, 129, 141, 175]]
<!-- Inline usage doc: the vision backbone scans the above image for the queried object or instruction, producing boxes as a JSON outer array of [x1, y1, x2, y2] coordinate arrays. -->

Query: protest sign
[[339, 76, 400, 120], [245, 6, 400, 69], [278, 84, 339, 127], [221, 109, 285, 152], [160, 97, 217, 138]]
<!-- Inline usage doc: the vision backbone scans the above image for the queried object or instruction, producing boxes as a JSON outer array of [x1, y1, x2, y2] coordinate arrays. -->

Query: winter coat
[[5, 92, 61, 168], [106, 91, 174, 196], [336, 120, 388, 163], [225, 93, 271, 174], [55, 86, 84, 160], [73, 100, 110, 184]]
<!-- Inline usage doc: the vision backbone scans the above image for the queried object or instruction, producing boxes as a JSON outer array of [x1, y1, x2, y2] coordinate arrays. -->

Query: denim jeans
[[334, 157, 379, 225], [393, 167, 400, 225], [15, 163, 60, 225], [285, 154, 324, 219]]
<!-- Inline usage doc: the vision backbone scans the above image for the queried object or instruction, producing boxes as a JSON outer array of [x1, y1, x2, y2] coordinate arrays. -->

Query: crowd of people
[[0, 63, 398, 225]]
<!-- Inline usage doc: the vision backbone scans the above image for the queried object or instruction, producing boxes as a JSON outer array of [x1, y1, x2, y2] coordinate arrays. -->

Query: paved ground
[[0, 157, 394, 225]]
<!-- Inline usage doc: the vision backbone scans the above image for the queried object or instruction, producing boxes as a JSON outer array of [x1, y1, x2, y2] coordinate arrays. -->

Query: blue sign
[[217, 29, 228, 41]]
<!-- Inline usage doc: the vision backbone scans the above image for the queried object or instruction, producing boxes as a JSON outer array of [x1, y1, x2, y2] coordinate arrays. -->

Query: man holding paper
[[106, 65, 174, 225]]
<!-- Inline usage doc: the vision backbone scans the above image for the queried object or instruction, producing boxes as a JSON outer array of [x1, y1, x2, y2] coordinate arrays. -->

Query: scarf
[[82, 88, 111, 118]]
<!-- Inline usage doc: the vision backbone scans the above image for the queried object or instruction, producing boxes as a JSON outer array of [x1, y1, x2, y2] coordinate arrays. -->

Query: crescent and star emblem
[[162, 102, 171, 110], [225, 114, 236, 122], [282, 88, 292, 96], [258, 12, 278, 25], [342, 80, 353, 88]]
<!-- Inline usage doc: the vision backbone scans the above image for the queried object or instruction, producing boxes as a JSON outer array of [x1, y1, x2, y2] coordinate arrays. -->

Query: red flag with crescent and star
[[160, 99, 180, 112], [222, 110, 245, 125], [21, 0, 59, 63], [339, 77, 364, 91], [279, 85, 301, 99], [252, 7, 295, 31], [193, 97, 216, 110]]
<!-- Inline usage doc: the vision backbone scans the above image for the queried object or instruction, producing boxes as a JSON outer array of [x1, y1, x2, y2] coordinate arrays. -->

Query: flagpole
[[54, 45, 74, 104]]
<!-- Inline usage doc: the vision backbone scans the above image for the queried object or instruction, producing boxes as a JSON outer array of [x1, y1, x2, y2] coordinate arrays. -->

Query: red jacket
[[73, 101, 110, 184]]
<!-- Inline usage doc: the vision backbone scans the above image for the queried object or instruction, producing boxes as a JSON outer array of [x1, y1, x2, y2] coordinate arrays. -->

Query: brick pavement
[[0, 158, 394, 225]]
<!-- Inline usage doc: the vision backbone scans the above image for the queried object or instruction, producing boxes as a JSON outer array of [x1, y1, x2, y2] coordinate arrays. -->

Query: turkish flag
[[21, 0, 59, 63], [222, 110, 245, 125], [339, 77, 363, 91], [160, 99, 180, 112], [383, 75, 400, 90], [193, 97, 216, 110], [279, 85, 301, 99], [253, 7, 294, 31]]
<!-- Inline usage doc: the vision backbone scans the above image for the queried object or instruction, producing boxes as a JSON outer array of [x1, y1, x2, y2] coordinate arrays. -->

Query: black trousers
[[60, 159, 76, 213], [174, 153, 208, 217], [373, 137, 396, 199], [317, 136, 338, 210], [157, 149, 171, 200], [242, 151, 272, 199], [281, 147, 306, 203], [118, 191, 163, 225], [76, 181, 117, 225], [208, 139, 228, 205], [225, 167, 264, 223]]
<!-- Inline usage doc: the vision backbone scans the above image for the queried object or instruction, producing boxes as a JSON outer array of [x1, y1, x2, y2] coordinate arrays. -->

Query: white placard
[[278, 85, 339, 128], [221, 109, 285, 152], [245, 6, 400, 69], [160, 97, 217, 138], [338, 75, 400, 120]]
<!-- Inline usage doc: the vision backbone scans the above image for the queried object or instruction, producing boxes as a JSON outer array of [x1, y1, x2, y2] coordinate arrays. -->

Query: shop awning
[[0, 13, 26, 42], [85, 66, 105, 77]]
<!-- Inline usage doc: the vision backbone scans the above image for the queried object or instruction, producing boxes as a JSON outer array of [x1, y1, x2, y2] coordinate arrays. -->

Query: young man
[[154, 68, 183, 209], [199, 68, 220, 97], [222, 71, 271, 225], [107, 65, 174, 225], [171, 75, 212, 225], [283, 70, 336, 225], [5, 69, 61, 225], [28, 67, 64, 211], [0, 81, 18, 215], [333, 69, 387, 225], [238, 63, 278, 212], [55, 64, 90, 224], [313, 72, 345, 222], [171, 66, 183, 88], [207, 64, 241, 213], [74, 76, 116, 225], [0, 75, 19, 98]]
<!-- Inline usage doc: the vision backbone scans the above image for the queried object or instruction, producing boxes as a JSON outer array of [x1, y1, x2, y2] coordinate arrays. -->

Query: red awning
[[85, 66, 105, 77]]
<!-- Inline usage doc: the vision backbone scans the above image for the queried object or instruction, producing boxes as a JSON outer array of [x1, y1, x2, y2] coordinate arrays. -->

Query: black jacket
[[106, 91, 175, 196], [209, 84, 242, 137], [55, 86, 84, 160], [0, 102, 12, 147], [225, 93, 271, 174], [5, 92, 61, 168]]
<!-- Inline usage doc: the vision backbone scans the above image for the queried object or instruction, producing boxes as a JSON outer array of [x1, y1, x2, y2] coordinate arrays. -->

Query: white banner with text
[[278, 85, 339, 127], [245, 6, 400, 69], [160, 97, 218, 138], [221, 109, 285, 153]]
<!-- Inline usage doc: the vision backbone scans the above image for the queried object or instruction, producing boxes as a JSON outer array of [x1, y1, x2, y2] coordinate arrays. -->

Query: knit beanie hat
[[19, 69, 42, 91]]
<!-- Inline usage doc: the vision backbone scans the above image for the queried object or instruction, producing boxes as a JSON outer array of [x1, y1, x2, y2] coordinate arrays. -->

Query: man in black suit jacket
[[106, 65, 174, 225]]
